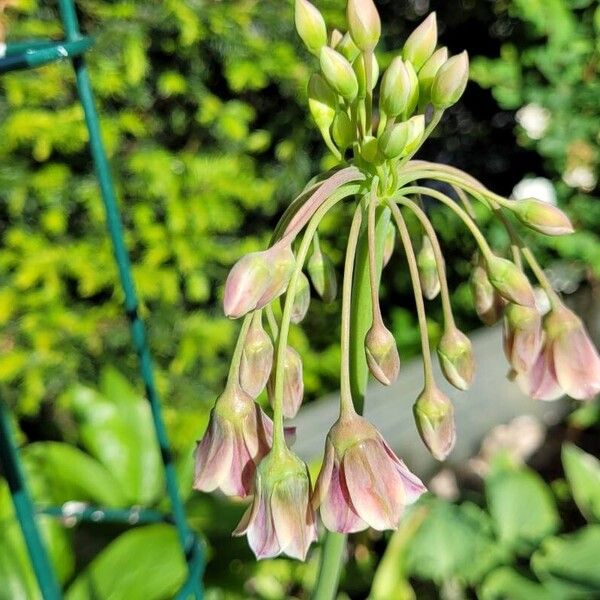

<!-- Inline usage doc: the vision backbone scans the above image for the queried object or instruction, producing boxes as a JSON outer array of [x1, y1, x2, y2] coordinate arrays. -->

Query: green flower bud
[[437, 326, 475, 391], [431, 50, 469, 109], [320, 46, 359, 100], [402, 114, 425, 156], [295, 0, 327, 56], [417, 235, 440, 300], [418, 46, 448, 107], [337, 32, 360, 62], [365, 319, 400, 385], [404, 60, 420, 117], [403, 13, 437, 70], [360, 135, 381, 164], [290, 272, 311, 324], [240, 312, 274, 398], [307, 73, 337, 132], [353, 52, 379, 99], [379, 122, 409, 159], [379, 56, 410, 117], [509, 198, 574, 236], [347, 0, 381, 51], [308, 239, 337, 303], [486, 255, 535, 307], [413, 385, 456, 461], [470, 255, 504, 326], [329, 28, 344, 49], [332, 111, 355, 151]]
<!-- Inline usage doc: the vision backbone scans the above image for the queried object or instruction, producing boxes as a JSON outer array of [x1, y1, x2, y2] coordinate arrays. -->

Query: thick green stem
[[225, 314, 252, 388]]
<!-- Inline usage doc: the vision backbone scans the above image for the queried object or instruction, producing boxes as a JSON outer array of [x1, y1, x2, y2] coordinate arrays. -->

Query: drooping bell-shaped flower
[[234, 448, 317, 560], [365, 317, 400, 386], [239, 311, 274, 398], [437, 326, 475, 391], [224, 242, 295, 318], [194, 384, 272, 497], [268, 346, 304, 419], [502, 303, 543, 374], [312, 411, 426, 533], [413, 385, 456, 461], [485, 255, 535, 308], [514, 344, 562, 401]]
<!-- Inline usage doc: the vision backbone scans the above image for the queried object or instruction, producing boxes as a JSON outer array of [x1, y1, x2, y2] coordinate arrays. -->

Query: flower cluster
[[194, 0, 600, 562]]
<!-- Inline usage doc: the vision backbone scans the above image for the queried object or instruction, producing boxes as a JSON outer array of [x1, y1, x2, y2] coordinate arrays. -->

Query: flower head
[[194, 384, 272, 497], [234, 449, 317, 560], [503, 303, 543, 374], [312, 412, 426, 533]]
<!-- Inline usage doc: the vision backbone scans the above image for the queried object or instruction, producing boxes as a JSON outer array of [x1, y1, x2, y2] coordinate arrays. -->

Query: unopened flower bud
[[224, 243, 296, 318], [332, 111, 355, 151], [486, 255, 535, 307], [347, 0, 381, 51], [290, 272, 311, 324], [418, 46, 448, 106], [308, 73, 338, 132], [379, 57, 410, 118], [353, 52, 379, 99], [402, 114, 424, 156], [503, 303, 543, 374], [403, 13, 437, 71], [413, 386, 456, 461], [329, 28, 344, 49], [404, 60, 420, 117], [437, 327, 475, 390], [509, 198, 574, 236], [417, 235, 440, 300], [431, 50, 469, 109], [308, 240, 337, 303], [320, 46, 358, 100], [337, 32, 360, 62], [383, 221, 396, 267], [360, 135, 381, 164], [268, 346, 304, 419], [295, 0, 327, 56], [365, 319, 400, 385], [470, 256, 504, 325], [240, 312, 274, 398]]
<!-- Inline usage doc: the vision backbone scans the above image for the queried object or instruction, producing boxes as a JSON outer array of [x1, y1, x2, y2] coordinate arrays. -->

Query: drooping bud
[[437, 327, 475, 391], [353, 52, 379, 99], [508, 199, 574, 236], [290, 272, 311, 324], [337, 32, 360, 62], [347, 0, 381, 51], [329, 28, 344, 49], [268, 346, 304, 419], [307, 73, 337, 132], [485, 255, 535, 307], [234, 448, 317, 560], [313, 412, 426, 532], [365, 318, 400, 385], [295, 0, 327, 56], [308, 238, 338, 303], [470, 255, 504, 325], [382, 221, 396, 267], [417, 235, 440, 299], [403, 13, 437, 71], [240, 312, 274, 398], [224, 242, 296, 318], [379, 57, 410, 118], [503, 303, 543, 374], [320, 46, 358, 100], [418, 46, 448, 107], [413, 386, 456, 461], [332, 111, 355, 151], [431, 50, 469, 109]]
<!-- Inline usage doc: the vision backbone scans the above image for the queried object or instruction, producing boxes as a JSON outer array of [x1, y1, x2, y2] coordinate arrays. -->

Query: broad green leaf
[[486, 463, 560, 554], [65, 525, 187, 600], [479, 567, 558, 600], [22, 441, 126, 507], [532, 525, 600, 597], [562, 444, 600, 522]]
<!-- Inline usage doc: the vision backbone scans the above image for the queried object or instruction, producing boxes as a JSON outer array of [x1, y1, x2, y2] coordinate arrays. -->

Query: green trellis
[[0, 1, 204, 598]]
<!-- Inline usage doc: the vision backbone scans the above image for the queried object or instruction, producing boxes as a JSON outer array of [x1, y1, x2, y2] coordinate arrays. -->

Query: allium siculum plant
[[195, 0, 600, 580]]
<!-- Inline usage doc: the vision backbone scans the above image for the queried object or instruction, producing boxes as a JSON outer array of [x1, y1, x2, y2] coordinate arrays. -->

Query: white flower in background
[[0, 43, 6, 58], [512, 177, 557, 205], [563, 166, 597, 192], [515, 103, 550, 140]]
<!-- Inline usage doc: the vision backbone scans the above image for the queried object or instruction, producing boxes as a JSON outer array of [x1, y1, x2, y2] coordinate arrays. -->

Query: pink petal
[[220, 431, 254, 497], [245, 492, 281, 559], [193, 415, 234, 493], [343, 439, 405, 531], [381, 439, 427, 504], [516, 346, 562, 401], [312, 440, 335, 510]]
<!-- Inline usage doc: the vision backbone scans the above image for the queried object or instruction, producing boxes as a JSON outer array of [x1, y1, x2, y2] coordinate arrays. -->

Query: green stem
[[311, 532, 347, 600], [225, 314, 252, 388], [367, 180, 383, 324]]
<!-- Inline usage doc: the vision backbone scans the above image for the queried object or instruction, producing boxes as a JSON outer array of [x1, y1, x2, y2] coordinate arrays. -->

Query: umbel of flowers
[[194, 0, 600, 561]]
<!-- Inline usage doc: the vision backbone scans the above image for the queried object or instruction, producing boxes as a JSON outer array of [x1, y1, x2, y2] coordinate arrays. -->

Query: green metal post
[[0, 399, 62, 600]]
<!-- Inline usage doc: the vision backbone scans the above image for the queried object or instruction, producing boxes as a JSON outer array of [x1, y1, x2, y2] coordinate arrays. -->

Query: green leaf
[[486, 462, 560, 554], [532, 525, 600, 597], [22, 441, 126, 507], [562, 444, 600, 522], [65, 524, 187, 600], [480, 567, 558, 600]]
